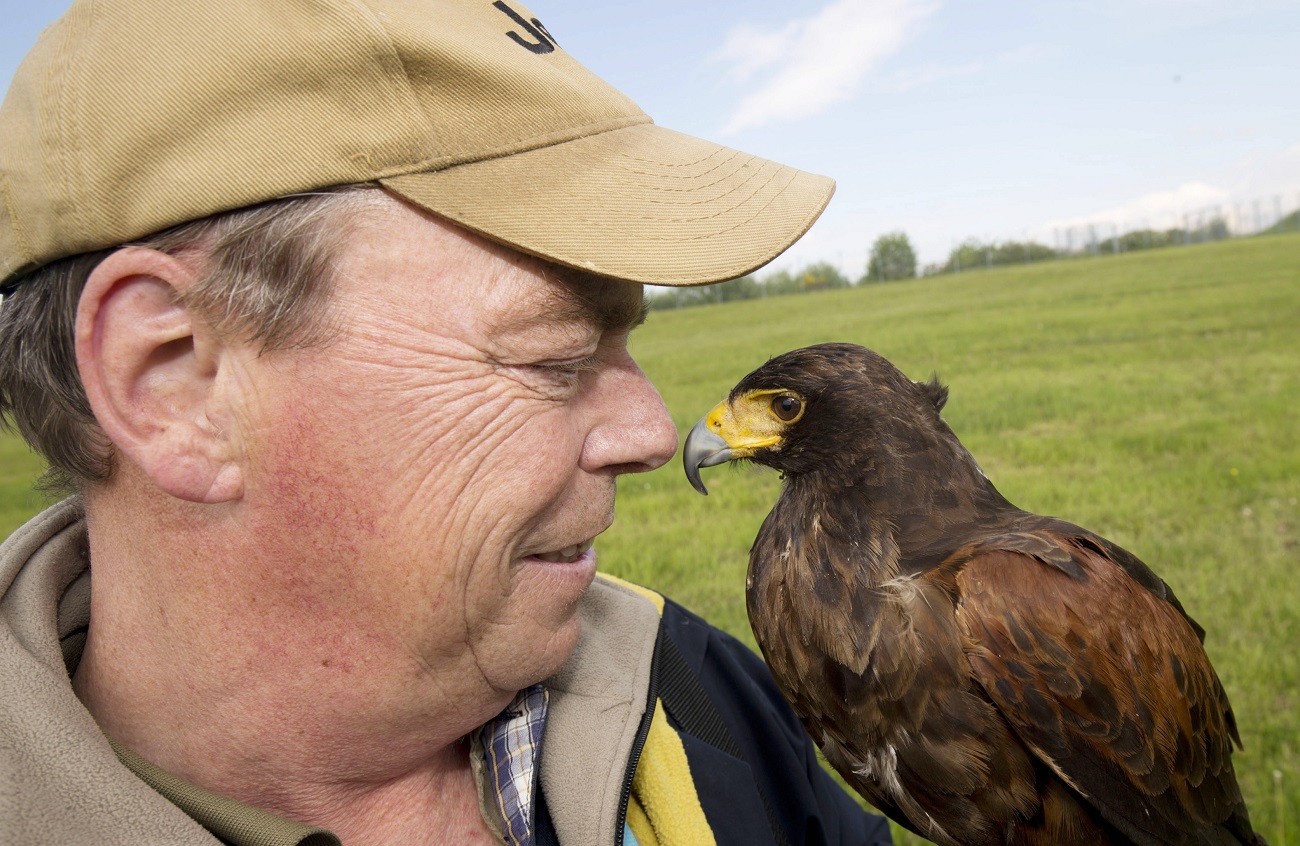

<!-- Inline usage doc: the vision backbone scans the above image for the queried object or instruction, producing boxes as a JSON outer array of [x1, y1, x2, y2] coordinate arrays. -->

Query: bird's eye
[[771, 394, 802, 421]]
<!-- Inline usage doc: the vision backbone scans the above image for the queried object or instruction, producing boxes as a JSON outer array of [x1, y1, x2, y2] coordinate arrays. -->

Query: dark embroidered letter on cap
[[493, 1, 557, 53]]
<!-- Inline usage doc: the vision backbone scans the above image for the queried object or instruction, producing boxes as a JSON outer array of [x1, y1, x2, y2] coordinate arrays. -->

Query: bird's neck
[[784, 445, 1018, 580]]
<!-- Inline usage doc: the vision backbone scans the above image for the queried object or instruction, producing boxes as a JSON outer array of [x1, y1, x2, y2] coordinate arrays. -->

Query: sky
[[3, 0, 1299, 275]]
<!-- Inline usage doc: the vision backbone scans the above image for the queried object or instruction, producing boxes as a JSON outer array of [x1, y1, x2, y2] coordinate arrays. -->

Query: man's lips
[[530, 539, 595, 564]]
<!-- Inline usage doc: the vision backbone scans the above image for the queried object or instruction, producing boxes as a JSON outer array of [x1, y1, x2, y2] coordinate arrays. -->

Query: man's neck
[[252, 744, 499, 846]]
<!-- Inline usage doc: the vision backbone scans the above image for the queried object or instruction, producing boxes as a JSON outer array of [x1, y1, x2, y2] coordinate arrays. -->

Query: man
[[0, 0, 893, 844]]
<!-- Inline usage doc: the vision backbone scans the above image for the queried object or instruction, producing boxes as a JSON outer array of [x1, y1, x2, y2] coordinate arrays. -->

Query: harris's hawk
[[683, 343, 1264, 846]]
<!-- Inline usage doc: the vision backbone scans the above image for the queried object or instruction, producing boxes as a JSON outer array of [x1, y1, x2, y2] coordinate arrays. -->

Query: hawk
[[683, 343, 1264, 846]]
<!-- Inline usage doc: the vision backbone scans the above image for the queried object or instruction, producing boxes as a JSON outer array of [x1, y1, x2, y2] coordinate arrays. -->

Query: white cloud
[[1037, 143, 1300, 240], [1044, 182, 1232, 233], [716, 0, 940, 135]]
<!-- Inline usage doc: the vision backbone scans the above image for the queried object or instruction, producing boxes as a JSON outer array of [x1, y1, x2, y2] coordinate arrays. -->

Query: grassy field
[[1, 233, 1297, 842], [600, 232, 1299, 844]]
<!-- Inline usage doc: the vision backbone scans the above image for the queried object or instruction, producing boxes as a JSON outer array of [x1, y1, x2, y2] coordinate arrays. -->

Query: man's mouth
[[532, 539, 595, 564]]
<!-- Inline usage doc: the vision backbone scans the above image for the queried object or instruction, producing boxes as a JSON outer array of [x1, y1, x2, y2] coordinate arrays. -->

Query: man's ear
[[76, 247, 244, 503]]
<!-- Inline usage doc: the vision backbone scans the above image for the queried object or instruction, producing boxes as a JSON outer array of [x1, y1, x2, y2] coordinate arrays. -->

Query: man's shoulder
[[588, 572, 664, 613], [588, 574, 767, 687], [551, 574, 662, 695], [581, 574, 779, 711]]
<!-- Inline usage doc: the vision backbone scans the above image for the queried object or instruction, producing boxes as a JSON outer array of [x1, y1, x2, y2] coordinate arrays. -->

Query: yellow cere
[[704, 389, 804, 455]]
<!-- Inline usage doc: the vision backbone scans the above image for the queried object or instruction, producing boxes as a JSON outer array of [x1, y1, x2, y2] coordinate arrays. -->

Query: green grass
[[0, 433, 51, 535], [602, 232, 1300, 844], [2, 233, 1297, 843]]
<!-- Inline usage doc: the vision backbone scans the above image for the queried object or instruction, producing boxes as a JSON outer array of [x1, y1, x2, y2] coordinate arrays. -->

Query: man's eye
[[534, 355, 600, 378]]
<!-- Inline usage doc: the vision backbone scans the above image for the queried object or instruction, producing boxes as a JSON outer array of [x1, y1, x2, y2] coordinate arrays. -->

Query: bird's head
[[683, 343, 950, 495]]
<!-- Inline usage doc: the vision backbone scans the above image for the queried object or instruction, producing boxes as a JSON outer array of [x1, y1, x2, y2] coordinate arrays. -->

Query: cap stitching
[[57, 0, 95, 244], [641, 162, 788, 208], [337, 0, 445, 166], [618, 147, 743, 178], [631, 159, 779, 201], [535, 165, 802, 239]]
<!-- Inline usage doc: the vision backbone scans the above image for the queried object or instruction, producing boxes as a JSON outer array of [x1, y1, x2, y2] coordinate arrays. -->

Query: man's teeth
[[535, 540, 594, 563]]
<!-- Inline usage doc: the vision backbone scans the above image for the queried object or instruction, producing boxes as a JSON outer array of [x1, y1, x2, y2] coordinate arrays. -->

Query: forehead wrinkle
[[493, 263, 648, 338]]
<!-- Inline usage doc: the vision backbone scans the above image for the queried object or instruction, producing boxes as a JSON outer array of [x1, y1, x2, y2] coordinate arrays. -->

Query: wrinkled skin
[[71, 195, 678, 842], [226, 199, 680, 709]]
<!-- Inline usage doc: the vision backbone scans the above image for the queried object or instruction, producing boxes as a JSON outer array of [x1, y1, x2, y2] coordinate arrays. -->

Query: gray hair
[[0, 185, 380, 493]]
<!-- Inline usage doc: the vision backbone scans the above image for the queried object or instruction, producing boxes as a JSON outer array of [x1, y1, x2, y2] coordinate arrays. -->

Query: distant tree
[[1264, 209, 1300, 234], [797, 262, 851, 292], [763, 268, 801, 296], [864, 232, 917, 282], [992, 240, 1057, 264], [1108, 229, 1171, 253], [716, 274, 760, 302], [646, 288, 678, 310], [1194, 217, 1230, 242], [647, 285, 706, 310], [943, 239, 985, 274], [937, 238, 1056, 273]]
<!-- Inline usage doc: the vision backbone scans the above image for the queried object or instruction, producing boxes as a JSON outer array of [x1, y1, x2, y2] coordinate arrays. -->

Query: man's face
[[229, 197, 677, 721]]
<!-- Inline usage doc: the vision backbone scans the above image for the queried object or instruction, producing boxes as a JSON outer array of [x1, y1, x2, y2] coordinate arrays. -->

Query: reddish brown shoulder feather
[[952, 536, 1255, 845]]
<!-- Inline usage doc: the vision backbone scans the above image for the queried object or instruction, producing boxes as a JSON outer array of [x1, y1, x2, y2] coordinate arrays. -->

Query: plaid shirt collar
[[479, 684, 550, 846]]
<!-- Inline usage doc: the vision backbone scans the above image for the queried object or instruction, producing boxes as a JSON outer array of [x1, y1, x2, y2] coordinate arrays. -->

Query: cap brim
[[380, 122, 834, 287]]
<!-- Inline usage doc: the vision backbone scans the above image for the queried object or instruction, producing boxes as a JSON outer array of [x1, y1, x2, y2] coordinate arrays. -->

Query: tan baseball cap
[[0, 0, 833, 288]]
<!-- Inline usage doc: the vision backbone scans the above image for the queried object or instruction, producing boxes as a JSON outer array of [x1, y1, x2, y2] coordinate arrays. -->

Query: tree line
[[648, 211, 1297, 311], [648, 232, 921, 310]]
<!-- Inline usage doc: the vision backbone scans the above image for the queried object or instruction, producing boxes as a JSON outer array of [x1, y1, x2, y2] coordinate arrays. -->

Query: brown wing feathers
[[955, 539, 1249, 844]]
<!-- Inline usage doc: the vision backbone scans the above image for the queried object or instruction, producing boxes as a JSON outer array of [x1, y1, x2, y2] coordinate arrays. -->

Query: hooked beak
[[682, 414, 735, 496]]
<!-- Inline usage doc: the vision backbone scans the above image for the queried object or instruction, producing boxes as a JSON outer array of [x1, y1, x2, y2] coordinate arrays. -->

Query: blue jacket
[[536, 585, 894, 846]]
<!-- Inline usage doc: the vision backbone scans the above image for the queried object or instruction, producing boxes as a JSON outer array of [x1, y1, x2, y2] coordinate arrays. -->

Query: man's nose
[[581, 354, 678, 476]]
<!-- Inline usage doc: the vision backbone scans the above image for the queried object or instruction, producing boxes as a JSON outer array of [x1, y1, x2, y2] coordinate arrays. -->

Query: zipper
[[615, 631, 661, 846]]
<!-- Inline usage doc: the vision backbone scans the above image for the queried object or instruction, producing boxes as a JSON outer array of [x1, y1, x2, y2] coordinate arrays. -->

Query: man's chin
[[481, 557, 595, 689], [483, 613, 585, 693]]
